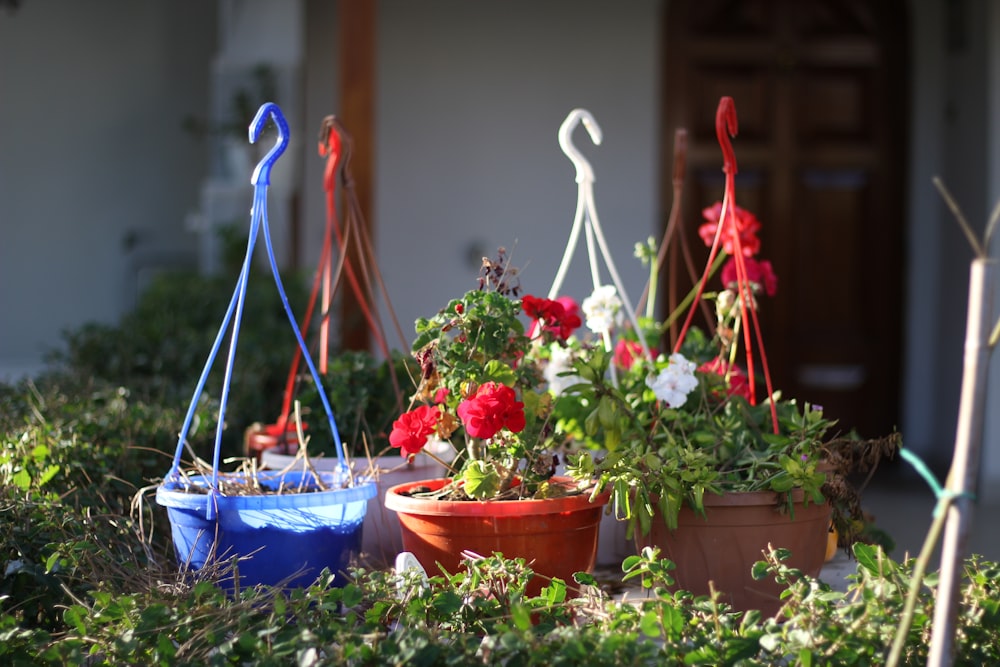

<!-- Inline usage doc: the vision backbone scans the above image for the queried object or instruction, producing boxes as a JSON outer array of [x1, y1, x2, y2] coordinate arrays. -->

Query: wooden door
[[662, 0, 907, 438]]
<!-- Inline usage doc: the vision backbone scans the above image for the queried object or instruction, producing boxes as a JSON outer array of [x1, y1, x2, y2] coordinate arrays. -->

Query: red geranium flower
[[456, 382, 526, 440], [721, 257, 778, 297], [698, 202, 761, 257], [698, 357, 751, 401], [614, 338, 655, 370], [389, 404, 439, 456], [522, 295, 582, 341]]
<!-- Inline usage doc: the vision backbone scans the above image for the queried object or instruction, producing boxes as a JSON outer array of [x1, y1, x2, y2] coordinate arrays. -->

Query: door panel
[[663, 0, 906, 437]]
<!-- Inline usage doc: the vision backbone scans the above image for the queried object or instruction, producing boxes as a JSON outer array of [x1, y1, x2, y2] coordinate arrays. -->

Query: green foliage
[[0, 378, 216, 632], [296, 350, 416, 457], [0, 395, 996, 667], [561, 343, 837, 532], [3, 516, 1000, 666]]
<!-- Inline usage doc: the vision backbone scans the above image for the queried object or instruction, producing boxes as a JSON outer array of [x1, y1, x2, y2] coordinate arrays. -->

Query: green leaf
[[11, 468, 29, 491], [432, 590, 462, 615], [662, 605, 684, 636], [341, 583, 363, 608], [544, 578, 567, 604], [510, 603, 531, 630], [463, 460, 499, 499], [854, 542, 880, 575], [622, 555, 642, 572], [44, 551, 63, 574], [639, 611, 660, 637], [684, 645, 719, 664], [37, 464, 60, 488], [63, 605, 87, 634]]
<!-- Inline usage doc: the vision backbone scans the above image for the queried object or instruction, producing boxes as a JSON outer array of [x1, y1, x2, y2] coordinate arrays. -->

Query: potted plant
[[155, 103, 377, 590], [553, 96, 898, 615], [382, 249, 611, 592]]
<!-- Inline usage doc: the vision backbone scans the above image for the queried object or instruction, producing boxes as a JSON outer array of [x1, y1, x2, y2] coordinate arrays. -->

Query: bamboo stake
[[927, 258, 995, 665]]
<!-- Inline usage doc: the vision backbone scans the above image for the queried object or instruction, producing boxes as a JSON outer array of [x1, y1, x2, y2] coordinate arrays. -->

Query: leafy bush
[[3, 382, 999, 665], [294, 350, 417, 457], [0, 378, 216, 632]]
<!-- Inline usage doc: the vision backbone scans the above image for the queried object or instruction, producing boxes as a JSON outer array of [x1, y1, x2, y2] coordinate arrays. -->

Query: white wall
[[0, 1, 216, 379], [902, 0, 991, 470], [982, 0, 1000, 500], [373, 0, 663, 348]]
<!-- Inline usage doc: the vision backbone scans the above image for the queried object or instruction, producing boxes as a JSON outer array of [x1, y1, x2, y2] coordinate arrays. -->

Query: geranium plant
[[388, 249, 586, 500], [556, 96, 897, 539]]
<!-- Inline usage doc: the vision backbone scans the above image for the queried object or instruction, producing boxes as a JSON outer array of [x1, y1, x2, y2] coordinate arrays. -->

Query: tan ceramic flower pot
[[635, 489, 831, 617]]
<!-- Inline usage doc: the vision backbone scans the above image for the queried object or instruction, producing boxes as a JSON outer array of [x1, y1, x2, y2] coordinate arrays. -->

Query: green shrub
[[294, 350, 417, 458], [2, 540, 1000, 665], [0, 378, 215, 632]]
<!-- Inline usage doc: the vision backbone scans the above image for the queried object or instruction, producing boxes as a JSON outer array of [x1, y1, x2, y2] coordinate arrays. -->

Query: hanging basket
[[155, 103, 376, 590], [157, 471, 372, 589]]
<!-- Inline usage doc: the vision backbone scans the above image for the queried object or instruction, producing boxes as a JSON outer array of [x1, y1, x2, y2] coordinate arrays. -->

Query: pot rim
[[698, 488, 822, 507], [155, 470, 377, 511], [383, 476, 610, 517]]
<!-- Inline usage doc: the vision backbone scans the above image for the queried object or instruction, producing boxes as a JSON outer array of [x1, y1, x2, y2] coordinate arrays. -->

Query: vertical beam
[[337, 0, 376, 351]]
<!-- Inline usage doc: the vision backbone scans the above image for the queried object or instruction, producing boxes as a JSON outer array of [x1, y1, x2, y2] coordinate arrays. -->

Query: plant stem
[[885, 496, 947, 667]]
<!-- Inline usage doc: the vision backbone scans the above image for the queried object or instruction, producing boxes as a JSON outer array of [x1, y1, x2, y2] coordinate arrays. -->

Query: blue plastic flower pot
[[156, 471, 377, 589]]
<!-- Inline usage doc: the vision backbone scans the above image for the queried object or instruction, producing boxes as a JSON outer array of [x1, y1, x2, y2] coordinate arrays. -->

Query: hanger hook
[[318, 115, 346, 191], [558, 108, 602, 184], [249, 102, 290, 186], [715, 96, 738, 175]]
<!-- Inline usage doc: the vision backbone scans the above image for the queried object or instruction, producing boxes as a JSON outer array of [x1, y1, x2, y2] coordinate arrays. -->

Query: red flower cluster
[[614, 338, 656, 370], [522, 295, 581, 341], [698, 202, 761, 257], [389, 404, 438, 456], [698, 357, 751, 401], [721, 256, 778, 297], [456, 382, 526, 440]]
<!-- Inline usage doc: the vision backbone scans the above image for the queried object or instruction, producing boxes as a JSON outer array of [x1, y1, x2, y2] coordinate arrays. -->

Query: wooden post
[[337, 0, 376, 351]]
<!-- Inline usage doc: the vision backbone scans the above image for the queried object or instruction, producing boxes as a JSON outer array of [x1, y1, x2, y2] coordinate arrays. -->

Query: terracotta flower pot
[[384, 477, 611, 595], [635, 490, 831, 617]]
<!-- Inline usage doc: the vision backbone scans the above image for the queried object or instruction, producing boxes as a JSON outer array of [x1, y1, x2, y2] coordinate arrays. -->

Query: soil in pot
[[635, 490, 831, 617], [384, 477, 611, 596]]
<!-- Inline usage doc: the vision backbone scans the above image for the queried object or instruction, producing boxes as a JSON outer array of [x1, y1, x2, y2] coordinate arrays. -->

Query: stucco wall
[[0, 1, 216, 379], [370, 0, 662, 351]]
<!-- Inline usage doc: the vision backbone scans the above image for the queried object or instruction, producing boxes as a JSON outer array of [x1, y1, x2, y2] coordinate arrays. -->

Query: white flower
[[646, 353, 698, 407], [544, 344, 586, 396], [581, 285, 623, 334]]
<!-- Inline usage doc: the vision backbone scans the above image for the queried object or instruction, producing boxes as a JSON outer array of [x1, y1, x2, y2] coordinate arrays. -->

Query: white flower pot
[[555, 448, 635, 567], [596, 508, 636, 567], [261, 443, 453, 565]]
